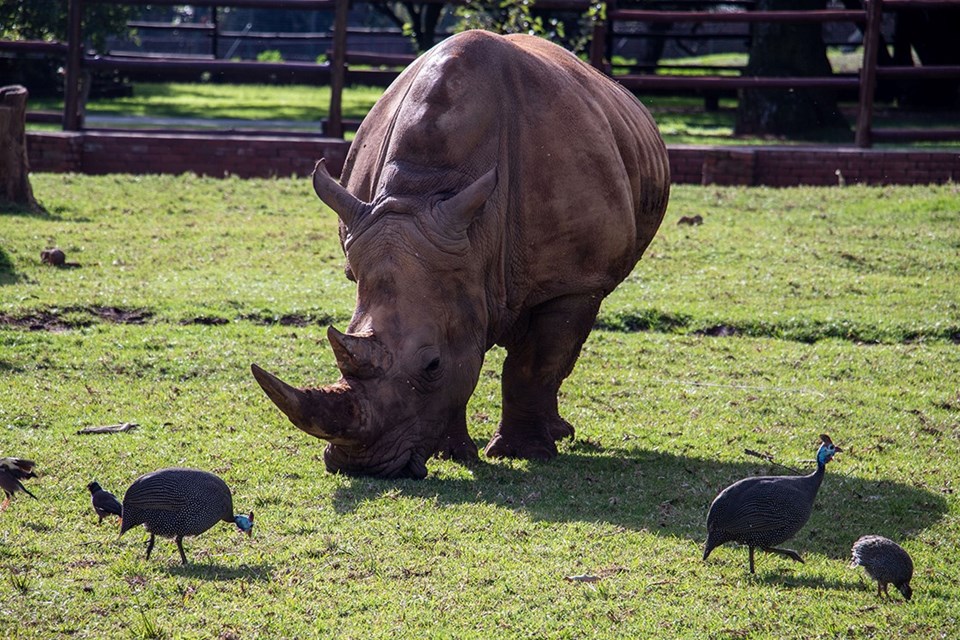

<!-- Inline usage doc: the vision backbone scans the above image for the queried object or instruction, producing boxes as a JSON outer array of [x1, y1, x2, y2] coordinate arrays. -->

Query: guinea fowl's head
[[234, 512, 254, 537], [817, 433, 841, 466]]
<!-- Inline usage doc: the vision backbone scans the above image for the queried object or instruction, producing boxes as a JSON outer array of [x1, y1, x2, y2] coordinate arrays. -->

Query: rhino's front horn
[[312, 158, 372, 230], [251, 363, 361, 445]]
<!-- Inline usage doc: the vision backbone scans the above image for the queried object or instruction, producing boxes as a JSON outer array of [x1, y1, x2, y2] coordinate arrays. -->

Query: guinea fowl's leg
[[176, 536, 188, 565], [764, 546, 804, 563], [145, 534, 155, 560], [749, 547, 756, 574]]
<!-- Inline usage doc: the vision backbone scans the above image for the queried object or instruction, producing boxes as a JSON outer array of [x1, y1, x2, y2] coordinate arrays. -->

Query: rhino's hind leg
[[485, 294, 602, 461]]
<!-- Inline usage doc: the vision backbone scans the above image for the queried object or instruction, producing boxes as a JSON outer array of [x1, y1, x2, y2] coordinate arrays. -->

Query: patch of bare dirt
[[240, 312, 334, 327], [0, 306, 152, 331], [182, 316, 230, 326], [695, 324, 739, 337]]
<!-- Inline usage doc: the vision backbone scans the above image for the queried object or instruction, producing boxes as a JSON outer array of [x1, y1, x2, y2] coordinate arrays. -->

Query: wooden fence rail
[[1, 0, 958, 146]]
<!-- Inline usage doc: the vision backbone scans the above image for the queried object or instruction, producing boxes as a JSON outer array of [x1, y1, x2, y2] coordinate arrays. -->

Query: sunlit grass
[[0, 175, 958, 637]]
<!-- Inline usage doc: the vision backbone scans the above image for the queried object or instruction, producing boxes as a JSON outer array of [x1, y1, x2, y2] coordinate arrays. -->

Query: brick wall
[[26, 131, 84, 174], [671, 145, 960, 187], [27, 131, 351, 178], [27, 131, 960, 186]]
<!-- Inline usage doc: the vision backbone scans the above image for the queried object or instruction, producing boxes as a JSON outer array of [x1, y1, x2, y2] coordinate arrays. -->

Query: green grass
[[1, 176, 959, 637]]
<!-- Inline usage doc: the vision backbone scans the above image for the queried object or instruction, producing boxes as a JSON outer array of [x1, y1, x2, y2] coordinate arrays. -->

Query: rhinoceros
[[252, 30, 670, 478]]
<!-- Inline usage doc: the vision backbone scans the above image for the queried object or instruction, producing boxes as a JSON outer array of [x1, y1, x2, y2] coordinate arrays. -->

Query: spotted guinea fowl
[[703, 434, 841, 573], [0, 458, 38, 511], [87, 481, 123, 524], [119, 468, 253, 564], [851, 535, 913, 601]]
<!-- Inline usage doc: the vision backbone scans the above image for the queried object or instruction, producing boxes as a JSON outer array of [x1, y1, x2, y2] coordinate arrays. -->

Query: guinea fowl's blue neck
[[805, 457, 827, 491]]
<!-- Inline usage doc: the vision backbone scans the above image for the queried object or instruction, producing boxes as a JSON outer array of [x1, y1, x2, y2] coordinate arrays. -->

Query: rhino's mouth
[[323, 442, 429, 479]]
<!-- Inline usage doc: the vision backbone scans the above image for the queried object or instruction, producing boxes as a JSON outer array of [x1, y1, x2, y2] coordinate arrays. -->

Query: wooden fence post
[[327, 0, 349, 139], [64, 0, 84, 131], [855, 0, 883, 148], [211, 6, 220, 59], [589, 2, 609, 71], [0, 85, 39, 210]]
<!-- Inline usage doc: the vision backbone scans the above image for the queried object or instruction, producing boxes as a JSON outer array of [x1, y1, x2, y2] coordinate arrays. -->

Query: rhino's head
[[252, 160, 497, 478]]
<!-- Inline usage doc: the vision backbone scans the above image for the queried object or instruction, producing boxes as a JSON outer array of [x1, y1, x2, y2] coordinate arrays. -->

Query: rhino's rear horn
[[251, 363, 361, 445], [327, 326, 391, 378], [312, 158, 372, 229]]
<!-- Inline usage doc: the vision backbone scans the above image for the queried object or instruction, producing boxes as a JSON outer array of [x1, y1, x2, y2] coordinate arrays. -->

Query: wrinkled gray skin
[[252, 30, 670, 478]]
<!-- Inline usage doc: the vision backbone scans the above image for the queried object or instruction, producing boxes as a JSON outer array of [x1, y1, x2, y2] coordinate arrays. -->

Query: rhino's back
[[343, 30, 669, 304]]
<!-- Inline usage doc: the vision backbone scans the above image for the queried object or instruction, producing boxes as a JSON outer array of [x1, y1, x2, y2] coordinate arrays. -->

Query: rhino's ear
[[437, 167, 497, 232]]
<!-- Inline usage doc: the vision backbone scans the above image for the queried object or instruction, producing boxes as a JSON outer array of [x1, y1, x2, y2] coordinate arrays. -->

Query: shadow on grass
[[759, 572, 864, 592], [0, 245, 18, 285], [330, 443, 946, 563], [167, 561, 274, 582], [0, 199, 52, 219]]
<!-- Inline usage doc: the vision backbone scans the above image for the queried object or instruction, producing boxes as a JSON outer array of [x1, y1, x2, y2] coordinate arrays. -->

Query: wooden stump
[[0, 85, 39, 210]]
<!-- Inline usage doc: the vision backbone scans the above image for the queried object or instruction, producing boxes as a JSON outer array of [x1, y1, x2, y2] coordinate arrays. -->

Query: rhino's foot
[[483, 429, 558, 461], [435, 434, 479, 463], [548, 417, 575, 441]]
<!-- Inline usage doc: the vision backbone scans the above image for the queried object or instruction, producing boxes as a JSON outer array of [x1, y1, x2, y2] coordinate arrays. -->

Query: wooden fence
[[2, 0, 959, 147]]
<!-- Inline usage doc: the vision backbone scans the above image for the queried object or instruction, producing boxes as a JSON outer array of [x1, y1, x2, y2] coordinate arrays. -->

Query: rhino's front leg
[[484, 294, 601, 461], [435, 406, 479, 462]]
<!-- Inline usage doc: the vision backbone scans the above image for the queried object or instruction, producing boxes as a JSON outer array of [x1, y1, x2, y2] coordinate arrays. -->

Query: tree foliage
[[0, 0, 133, 52], [368, 1, 450, 54], [455, 0, 598, 54]]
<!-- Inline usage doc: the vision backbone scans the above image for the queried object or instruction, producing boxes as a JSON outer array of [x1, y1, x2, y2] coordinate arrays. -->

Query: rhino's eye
[[425, 357, 441, 373]]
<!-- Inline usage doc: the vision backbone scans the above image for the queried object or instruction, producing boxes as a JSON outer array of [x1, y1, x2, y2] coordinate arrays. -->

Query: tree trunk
[[735, 0, 849, 138], [1, 85, 39, 210], [402, 1, 445, 53], [892, 6, 960, 108]]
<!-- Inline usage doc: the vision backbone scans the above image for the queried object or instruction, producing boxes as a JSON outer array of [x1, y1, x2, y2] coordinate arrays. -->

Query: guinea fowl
[[87, 481, 123, 524], [0, 458, 38, 511], [851, 535, 914, 601], [703, 434, 841, 573], [119, 468, 253, 564]]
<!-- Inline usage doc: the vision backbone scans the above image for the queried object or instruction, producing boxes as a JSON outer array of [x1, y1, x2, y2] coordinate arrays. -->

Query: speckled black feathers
[[119, 468, 239, 564], [703, 434, 840, 573], [851, 535, 914, 601]]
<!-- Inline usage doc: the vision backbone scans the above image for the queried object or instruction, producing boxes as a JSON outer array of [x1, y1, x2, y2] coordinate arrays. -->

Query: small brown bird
[[851, 535, 914, 601], [87, 481, 123, 525], [0, 458, 38, 511], [40, 248, 66, 266]]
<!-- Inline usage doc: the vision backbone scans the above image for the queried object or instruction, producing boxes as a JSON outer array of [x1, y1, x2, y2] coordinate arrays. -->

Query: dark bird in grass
[[703, 434, 841, 573], [119, 468, 253, 565], [0, 458, 38, 511], [851, 535, 914, 601], [87, 481, 123, 525]]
